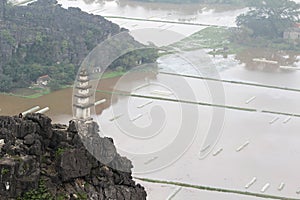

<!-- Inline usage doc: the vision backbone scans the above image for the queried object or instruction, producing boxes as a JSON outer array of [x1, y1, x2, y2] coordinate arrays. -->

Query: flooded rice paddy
[[2, 0, 300, 199]]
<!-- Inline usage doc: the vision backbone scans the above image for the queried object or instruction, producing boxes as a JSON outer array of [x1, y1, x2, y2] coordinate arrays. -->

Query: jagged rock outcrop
[[0, 114, 146, 199]]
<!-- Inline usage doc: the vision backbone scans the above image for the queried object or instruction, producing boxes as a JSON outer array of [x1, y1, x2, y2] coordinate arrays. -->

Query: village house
[[36, 75, 51, 87], [283, 23, 300, 40]]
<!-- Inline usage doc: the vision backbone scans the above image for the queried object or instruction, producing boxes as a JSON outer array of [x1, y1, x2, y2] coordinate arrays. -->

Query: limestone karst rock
[[0, 113, 146, 199]]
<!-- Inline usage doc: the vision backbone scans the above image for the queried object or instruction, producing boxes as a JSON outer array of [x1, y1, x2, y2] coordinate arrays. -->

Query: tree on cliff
[[236, 0, 300, 38]]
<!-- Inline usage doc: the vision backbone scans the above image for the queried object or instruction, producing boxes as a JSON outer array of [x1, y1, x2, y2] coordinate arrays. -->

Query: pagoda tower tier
[[74, 93, 93, 98], [74, 69, 94, 120], [73, 103, 94, 109], [75, 85, 92, 90]]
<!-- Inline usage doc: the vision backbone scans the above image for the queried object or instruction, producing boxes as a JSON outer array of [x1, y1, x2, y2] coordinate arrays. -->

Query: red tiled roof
[[38, 75, 50, 79]]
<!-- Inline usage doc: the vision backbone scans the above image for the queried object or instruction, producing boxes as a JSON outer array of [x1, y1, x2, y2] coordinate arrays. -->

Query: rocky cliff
[[0, 113, 147, 199]]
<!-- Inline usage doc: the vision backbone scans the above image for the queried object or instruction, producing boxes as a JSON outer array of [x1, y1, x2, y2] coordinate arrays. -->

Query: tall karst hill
[[0, 0, 147, 91]]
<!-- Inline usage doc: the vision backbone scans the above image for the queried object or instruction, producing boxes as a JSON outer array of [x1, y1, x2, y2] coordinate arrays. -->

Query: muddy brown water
[[0, 72, 155, 124], [0, 78, 112, 124]]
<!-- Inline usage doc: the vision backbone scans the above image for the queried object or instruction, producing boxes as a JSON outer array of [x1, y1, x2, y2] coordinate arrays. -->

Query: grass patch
[[170, 27, 245, 54], [170, 26, 300, 54], [0, 85, 73, 99], [0, 88, 50, 99], [101, 71, 126, 79], [23, 89, 50, 99], [100, 66, 158, 79]]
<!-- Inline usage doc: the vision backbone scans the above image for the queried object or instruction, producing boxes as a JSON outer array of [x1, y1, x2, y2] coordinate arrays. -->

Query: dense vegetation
[[233, 0, 300, 49], [236, 0, 300, 38], [0, 0, 158, 93]]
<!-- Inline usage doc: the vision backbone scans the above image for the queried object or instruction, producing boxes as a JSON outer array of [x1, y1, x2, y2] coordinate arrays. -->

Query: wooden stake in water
[[261, 183, 270, 193], [269, 117, 279, 124], [245, 177, 257, 189], [278, 182, 285, 191], [131, 114, 143, 122], [213, 148, 223, 156], [137, 101, 153, 109], [283, 116, 292, 124], [134, 84, 150, 91], [236, 141, 250, 152], [200, 144, 210, 153], [245, 96, 256, 104], [95, 99, 106, 106], [151, 90, 173, 96], [167, 187, 182, 200], [109, 114, 123, 122], [144, 156, 158, 165]]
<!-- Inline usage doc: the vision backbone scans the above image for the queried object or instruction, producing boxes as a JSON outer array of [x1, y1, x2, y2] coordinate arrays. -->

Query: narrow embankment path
[[96, 90, 300, 118], [135, 177, 300, 200]]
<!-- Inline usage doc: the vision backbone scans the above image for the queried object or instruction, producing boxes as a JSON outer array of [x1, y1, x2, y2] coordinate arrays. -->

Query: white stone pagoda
[[74, 69, 93, 121]]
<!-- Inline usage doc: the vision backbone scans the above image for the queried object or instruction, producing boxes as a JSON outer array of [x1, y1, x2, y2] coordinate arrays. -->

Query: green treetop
[[236, 0, 300, 38]]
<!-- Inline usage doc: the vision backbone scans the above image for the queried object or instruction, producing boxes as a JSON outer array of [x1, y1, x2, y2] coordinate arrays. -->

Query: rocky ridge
[[0, 113, 146, 199]]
